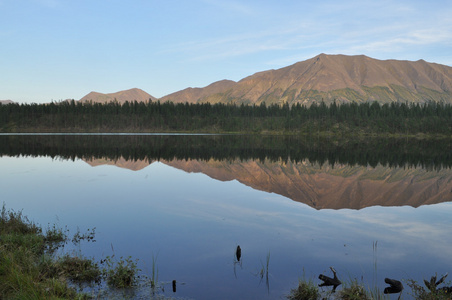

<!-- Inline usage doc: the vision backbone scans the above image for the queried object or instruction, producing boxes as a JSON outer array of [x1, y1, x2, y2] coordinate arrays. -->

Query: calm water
[[1, 134, 452, 299]]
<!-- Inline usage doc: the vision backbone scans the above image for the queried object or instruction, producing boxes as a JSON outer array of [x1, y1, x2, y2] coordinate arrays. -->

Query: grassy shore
[[0, 205, 142, 299]]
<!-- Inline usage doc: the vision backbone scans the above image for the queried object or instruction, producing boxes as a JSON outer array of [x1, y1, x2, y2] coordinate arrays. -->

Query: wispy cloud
[[344, 27, 452, 56], [158, 20, 325, 63], [196, 1, 451, 63]]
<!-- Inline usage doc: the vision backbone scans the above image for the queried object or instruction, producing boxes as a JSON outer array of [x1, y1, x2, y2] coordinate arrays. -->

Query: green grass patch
[[101, 255, 140, 289], [0, 203, 143, 299], [288, 277, 321, 300]]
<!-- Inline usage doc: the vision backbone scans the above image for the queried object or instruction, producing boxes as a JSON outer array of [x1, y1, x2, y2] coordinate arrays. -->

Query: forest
[[1, 134, 451, 171], [1, 99, 452, 135]]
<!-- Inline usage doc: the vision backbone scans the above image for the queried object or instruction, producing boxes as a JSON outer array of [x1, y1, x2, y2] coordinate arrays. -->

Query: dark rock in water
[[236, 245, 241, 262], [384, 278, 403, 294]]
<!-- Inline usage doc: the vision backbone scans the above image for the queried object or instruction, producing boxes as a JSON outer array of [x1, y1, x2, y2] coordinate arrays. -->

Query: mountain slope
[[79, 88, 157, 104], [164, 80, 236, 104], [161, 54, 452, 105]]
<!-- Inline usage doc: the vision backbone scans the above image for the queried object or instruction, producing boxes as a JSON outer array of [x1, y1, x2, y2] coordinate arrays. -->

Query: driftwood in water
[[318, 267, 341, 292], [384, 278, 403, 294]]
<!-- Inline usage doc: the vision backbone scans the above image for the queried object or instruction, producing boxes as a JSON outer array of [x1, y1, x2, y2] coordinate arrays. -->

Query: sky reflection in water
[[1, 155, 451, 299]]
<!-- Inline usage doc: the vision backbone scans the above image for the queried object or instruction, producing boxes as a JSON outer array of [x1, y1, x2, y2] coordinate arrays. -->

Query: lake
[[1, 134, 451, 299]]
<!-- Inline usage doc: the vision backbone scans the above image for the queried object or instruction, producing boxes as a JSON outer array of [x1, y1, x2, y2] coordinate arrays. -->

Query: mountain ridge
[[79, 88, 157, 104], [161, 54, 452, 105], [77, 54, 452, 106]]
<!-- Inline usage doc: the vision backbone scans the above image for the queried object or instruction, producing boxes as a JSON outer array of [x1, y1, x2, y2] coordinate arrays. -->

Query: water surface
[[1, 134, 451, 299]]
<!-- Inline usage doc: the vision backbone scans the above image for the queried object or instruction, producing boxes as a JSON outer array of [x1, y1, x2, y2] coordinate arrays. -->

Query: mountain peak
[[80, 88, 157, 104]]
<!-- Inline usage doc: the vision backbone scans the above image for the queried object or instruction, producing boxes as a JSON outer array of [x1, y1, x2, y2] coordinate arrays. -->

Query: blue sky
[[1, 0, 452, 103]]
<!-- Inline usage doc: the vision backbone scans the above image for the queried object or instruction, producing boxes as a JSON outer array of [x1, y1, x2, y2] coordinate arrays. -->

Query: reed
[[258, 251, 271, 281], [150, 253, 159, 289]]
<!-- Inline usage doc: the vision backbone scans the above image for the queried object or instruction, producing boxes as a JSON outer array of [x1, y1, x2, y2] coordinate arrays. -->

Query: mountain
[[161, 54, 452, 105], [79, 88, 157, 104], [0, 100, 14, 104], [161, 80, 236, 104]]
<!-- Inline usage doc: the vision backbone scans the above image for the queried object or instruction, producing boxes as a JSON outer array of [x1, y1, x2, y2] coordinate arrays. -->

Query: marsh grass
[[101, 255, 141, 289], [337, 279, 372, 300], [254, 251, 271, 293], [0, 204, 139, 299], [56, 254, 102, 284], [150, 253, 159, 289], [288, 277, 391, 300], [257, 252, 270, 282], [44, 223, 69, 254], [288, 275, 320, 300], [264, 254, 270, 276], [0, 204, 41, 235], [288, 272, 450, 300], [0, 204, 90, 299], [406, 278, 452, 300]]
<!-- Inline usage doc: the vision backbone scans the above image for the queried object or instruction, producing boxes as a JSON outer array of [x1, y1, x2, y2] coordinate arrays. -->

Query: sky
[[1, 0, 452, 103]]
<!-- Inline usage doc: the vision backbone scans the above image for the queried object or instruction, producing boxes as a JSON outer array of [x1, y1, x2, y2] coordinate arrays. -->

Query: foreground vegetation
[[2, 100, 452, 135], [0, 205, 141, 299], [288, 276, 452, 300], [1, 204, 451, 299]]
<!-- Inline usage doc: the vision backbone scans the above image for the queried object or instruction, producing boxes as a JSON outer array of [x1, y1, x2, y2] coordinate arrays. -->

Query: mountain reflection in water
[[1, 134, 452, 299], [85, 156, 452, 210], [2, 134, 451, 209]]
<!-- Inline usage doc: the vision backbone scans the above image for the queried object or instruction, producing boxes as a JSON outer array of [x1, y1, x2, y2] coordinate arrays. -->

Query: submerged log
[[384, 278, 403, 294], [318, 267, 341, 292]]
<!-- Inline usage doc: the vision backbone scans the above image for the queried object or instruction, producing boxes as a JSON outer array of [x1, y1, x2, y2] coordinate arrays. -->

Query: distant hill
[[0, 100, 14, 105], [79, 88, 157, 104], [161, 54, 452, 105]]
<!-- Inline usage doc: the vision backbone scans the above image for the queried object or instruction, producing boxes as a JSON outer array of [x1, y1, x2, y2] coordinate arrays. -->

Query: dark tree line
[[1, 100, 452, 134], [1, 134, 451, 171]]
